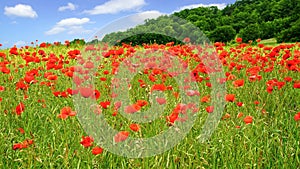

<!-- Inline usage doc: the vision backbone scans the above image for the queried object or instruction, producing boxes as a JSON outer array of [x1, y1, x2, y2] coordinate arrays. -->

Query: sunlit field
[[0, 39, 299, 168]]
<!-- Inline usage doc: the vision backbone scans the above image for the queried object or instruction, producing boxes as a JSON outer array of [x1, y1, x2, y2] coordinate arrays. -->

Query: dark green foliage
[[101, 0, 300, 44], [209, 26, 236, 43], [238, 23, 261, 42], [114, 33, 184, 46]]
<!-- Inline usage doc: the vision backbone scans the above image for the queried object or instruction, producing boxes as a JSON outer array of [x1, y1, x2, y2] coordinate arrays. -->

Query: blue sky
[[0, 0, 236, 48]]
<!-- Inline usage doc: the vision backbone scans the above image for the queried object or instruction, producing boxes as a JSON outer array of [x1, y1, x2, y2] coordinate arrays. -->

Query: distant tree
[[209, 25, 236, 42], [238, 23, 262, 42], [276, 18, 300, 42]]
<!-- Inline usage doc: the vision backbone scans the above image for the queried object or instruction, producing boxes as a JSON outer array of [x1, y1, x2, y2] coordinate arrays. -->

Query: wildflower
[[129, 124, 140, 132], [114, 131, 129, 143], [244, 116, 253, 124]]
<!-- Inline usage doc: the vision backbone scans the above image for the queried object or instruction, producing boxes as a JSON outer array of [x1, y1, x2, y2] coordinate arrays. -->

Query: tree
[[238, 23, 262, 42], [209, 25, 236, 42]]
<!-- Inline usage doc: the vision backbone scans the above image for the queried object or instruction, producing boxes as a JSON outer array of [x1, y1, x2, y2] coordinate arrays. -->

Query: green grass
[[0, 42, 299, 168]]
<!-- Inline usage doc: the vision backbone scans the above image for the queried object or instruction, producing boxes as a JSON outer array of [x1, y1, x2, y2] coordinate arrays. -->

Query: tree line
[[100, 0, 300, 45]]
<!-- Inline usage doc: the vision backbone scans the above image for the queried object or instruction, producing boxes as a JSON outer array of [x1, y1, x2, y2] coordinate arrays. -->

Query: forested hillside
[[101, 0, 300, 45]]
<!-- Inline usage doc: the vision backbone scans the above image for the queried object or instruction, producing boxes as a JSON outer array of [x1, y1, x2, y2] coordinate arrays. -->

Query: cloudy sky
[[0, 0, 235, 48]]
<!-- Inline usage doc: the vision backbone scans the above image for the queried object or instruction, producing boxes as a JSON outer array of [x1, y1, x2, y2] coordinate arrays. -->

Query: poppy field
[[0, 38, 299, 168]]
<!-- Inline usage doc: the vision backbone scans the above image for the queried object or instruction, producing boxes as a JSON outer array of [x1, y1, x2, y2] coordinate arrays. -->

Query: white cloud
[[174, 3, 227, 13], [45, 27, 66, 35], [4, 4, 38, 18], [67, 26, 93, 35], [45, 17, 91, 35], [58, 3, 77, 11], [14, 40, 27, 47], [83, 0, 146, 15], [57, 18, 90, 27], [130, 10, 164, 23]]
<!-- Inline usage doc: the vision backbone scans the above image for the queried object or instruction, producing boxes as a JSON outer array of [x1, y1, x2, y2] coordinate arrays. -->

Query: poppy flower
[[166, 112, 179, 124], [236, 37, 242, 43], [284, 76, 292, 82], [237, 112, 243, 118], [16, 102, 25, 115], [233, 79, 244, 87], [129, 123, 140, 132], [266, 86, 273, 93], [58, 106, 76, 119], [236, 102, 243, 107], [114, 101, 122, 110], [112, 111, 118, 116], [124, 104, 140, 114], [254, 101, 260, 105], [79, 87, 94, 98], [294, 82, 300, 89], [0, 86, 4, 92], [156, 97, 166, 105], [47, 74, 58, 81], [92, 146, 103, 155], [18, 128, 25, 134], [91, 90, 101, 100], [186, 90, 200, 96], [201, 95, 210, 103], [225, 94, 235, 102], [294, 112, 300, 121], [114, 131, 129, 143], [151, 84, 167, 91], [13, 139, 34, 150], [222, 113, 231, 120], [80, 136, 94, 148], [66, 88, 79, 95], [24, 74, 35, 84], [100, 101, 110, 109], [206, 106, 214, 113], [243, 116, 253, 124]]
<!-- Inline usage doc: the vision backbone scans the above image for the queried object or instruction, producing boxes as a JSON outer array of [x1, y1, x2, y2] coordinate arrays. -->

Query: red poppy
[[236, 37, 242, 43], [294, 82, 300, 89], [16, 102, 25, 115], [244, 116, 253, 124], [47, 74, 58, 81], [156, 97, 166, 105], [24, 74, 35, 84], [114, 131, 129, 143], [266, 86, 273, 93], [186, 90, 200, 96], [136, 100, 148, 107], [233, 79, 244, 87], [91, 90, 101, 100], [80, 136, 94, 148], [206, 106, 214, 113], [254, 101, 260, 105], [58, 106, 76, 119], [100, 101, 110, 109], [284, 76, 292, 82], [151, 84, 167, 91], [129, 123, 140, 132], [237, 112, 243, 118], [166, 112, 179, 124], [13, 139, 34, 150], [222, 113, 231, 120], [236, 102, 243, 107], [79, 87, 94, 98], [124, 104, 141, 114], [92, 146, 103, 155], [294, 112, 300, 121], [201, 95, 210, 103], [18, 128, 25, 134], [0, 86, 4, 92], [225, 94, 235, 102]]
